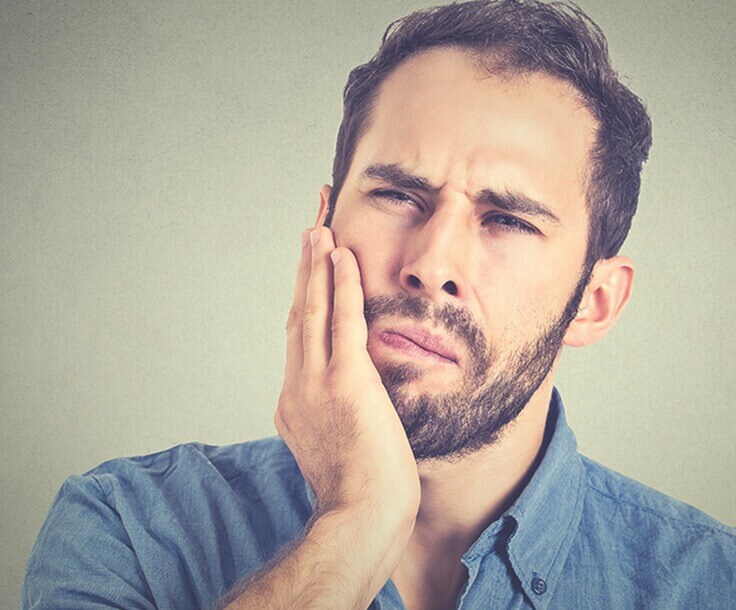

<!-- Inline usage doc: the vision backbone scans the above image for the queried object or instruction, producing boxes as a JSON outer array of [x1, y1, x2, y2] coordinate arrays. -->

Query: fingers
[[329, 247, 368, 366], [302, 226, 335, 374], [285, 222, 365, 385], [284, 229, 312, 383]]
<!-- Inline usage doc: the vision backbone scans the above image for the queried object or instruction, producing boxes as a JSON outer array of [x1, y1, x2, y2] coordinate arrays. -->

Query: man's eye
[[484, 214, 537, 234], [371, 189, 418, 206]]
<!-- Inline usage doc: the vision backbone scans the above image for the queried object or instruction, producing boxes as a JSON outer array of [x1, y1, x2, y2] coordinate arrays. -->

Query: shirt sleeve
[[22, 474, 157, 609]]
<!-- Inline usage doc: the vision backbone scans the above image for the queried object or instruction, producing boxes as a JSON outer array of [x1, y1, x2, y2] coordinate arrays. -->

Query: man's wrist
[[218, 500, 415, 610]]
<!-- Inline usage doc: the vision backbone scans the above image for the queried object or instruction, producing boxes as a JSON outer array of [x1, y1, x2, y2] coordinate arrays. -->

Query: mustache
[[363, 293, 490, 368]]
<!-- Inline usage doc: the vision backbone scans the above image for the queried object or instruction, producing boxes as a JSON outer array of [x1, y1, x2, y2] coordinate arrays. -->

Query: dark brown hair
[[324, 0, 652, 267]]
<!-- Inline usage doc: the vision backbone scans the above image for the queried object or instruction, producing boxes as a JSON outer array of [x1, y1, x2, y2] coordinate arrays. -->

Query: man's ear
[[563, 255, 634, 348], [314, 184, 332, 227]]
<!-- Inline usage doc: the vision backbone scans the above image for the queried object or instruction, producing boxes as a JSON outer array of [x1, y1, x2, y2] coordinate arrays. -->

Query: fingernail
[[310, 230, 320, 247], [330, 250, 341, 265]]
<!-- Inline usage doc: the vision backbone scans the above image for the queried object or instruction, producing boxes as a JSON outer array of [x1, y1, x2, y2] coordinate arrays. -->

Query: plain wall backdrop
[[2, 0, 735, 606]]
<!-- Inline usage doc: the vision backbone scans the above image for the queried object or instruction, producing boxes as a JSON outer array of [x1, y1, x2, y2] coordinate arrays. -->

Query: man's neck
[[410, 377, 555, 558], [389, 377, 556, 609]]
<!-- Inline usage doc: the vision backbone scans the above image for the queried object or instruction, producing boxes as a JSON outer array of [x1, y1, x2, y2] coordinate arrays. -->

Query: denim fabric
[[22, 389, 735, 609]]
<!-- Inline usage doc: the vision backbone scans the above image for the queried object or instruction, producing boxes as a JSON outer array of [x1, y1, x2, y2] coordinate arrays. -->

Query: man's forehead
[[373, 46, 594, 120], [349, 48, 597, 219]]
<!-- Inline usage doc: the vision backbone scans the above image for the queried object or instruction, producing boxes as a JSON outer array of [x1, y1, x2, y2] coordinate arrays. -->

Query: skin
[[262, 46, 635, 610]]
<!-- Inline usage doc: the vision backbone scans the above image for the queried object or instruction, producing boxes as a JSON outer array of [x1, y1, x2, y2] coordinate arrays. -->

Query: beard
[[364, 266, 592, 463]]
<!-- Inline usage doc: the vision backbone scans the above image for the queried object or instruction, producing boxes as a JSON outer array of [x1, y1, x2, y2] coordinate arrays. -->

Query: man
[[22, 1, 734, 608]]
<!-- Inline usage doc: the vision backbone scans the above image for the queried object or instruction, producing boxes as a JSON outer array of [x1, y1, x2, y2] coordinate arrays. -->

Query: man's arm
[[24, 224, 419, 609], [216, 224, 421, 608], [22, 474, 157, 610], [216, 506, 414, 610]]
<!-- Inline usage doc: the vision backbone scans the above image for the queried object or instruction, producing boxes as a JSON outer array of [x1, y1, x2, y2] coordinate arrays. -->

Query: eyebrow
[[476, 188, 562, 226], [361, 163, 439, 193], [360, 163, 562, 226]]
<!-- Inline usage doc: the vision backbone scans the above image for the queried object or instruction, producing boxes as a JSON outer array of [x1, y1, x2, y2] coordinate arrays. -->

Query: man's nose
[[398, 205, 470, 303]]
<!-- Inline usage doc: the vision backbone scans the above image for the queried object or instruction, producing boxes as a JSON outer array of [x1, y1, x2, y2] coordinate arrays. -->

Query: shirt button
[[531, 576, 547, 595]]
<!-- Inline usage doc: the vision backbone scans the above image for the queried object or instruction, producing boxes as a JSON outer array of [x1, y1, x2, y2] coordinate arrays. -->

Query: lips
[[386, 326, 459, 363]]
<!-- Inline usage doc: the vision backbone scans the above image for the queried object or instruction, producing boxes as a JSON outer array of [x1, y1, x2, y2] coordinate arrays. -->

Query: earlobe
[[315, 184, 332, 227], [563, 256, 634, 348]]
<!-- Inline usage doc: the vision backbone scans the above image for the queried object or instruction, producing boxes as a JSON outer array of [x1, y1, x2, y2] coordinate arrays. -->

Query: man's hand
[[276, 225, 421, 522], [218, 225, 421, 609]]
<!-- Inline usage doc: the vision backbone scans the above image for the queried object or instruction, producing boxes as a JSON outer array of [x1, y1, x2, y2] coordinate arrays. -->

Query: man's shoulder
[[575, 455, 734, 589], [84, 435, 302, 496], [579, 454, 733, 537], [24, 438, 310, 609], [561, 456, 735, 605]]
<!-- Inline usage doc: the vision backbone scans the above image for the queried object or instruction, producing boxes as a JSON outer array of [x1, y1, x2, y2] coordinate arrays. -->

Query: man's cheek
[[346, 246, 383, 298]]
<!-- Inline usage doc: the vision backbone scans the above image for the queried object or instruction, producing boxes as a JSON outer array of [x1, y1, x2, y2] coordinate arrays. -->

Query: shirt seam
[[89, 472, 113, 500], [192, 437, 298, 471], [585, 480, 735, 538], [88, 439, 299, 489]]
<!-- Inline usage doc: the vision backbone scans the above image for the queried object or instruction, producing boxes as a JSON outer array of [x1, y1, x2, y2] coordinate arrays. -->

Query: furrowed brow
[[360, 163, 562, 226], [360, 164, 438, 193], [477, 188, 562, 226]]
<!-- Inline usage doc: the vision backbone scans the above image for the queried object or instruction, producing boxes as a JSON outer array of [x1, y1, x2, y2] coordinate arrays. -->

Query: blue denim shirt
[[23, 389, 735, 609]]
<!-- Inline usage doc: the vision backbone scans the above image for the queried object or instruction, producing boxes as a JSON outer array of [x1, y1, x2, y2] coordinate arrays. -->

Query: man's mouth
[[378, 326, 459, 365]]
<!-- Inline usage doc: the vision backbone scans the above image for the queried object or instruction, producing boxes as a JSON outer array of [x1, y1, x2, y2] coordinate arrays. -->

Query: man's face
[[328, 48, 597, 462]]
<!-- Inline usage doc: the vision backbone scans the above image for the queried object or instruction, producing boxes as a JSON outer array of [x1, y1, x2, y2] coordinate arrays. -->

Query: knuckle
[[273, 407, 288, 437], [285, 306, 301, 332], [330, 316, 349, 341], [301, 320, 316, 343], [302, 302, 321, 319]]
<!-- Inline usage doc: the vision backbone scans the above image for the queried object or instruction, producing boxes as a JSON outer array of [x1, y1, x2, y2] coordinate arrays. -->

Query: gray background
[[2, 1, 734, 606]]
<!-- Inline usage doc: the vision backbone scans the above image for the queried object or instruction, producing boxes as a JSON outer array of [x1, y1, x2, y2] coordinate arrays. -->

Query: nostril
[[408, 275, 422, 289], [443, 281, 458, 296]]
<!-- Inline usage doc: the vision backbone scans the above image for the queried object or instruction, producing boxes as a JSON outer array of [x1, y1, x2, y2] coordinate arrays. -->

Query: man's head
[[318, 0, 651, 462], [325, 0, 652, 266]]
